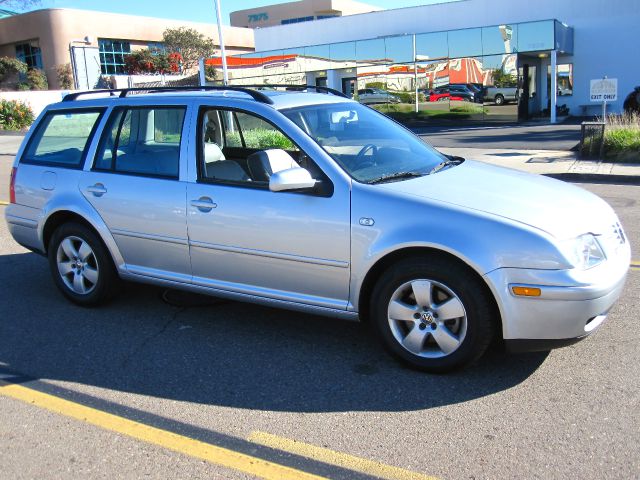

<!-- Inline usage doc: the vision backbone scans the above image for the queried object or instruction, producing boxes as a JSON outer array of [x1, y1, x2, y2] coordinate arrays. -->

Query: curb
[[545, 173, 640, 185]]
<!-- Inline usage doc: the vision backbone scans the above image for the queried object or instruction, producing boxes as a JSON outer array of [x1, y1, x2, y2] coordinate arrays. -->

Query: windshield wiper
[[367, 171, 425, 184], [428, 156, 465, 175]]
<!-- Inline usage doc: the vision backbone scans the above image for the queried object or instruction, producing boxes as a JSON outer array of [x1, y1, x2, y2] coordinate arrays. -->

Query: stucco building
[[0, 8, 255, 90]]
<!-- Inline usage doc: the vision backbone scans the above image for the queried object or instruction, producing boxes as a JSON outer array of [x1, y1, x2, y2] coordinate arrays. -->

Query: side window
[[22, 109, 103, 167], [94, 106, 186, 178], [200, 108, 302, 186]]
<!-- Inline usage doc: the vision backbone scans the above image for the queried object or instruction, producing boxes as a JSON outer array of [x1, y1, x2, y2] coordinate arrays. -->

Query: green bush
[[0, 99, 35, 130], [0, 57, 28, 82], [27, 68, 48, 90], [56, 63, 73, 89]]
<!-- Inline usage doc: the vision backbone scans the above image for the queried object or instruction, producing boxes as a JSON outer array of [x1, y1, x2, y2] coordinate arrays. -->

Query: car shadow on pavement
[[0, 252, 548, 413]]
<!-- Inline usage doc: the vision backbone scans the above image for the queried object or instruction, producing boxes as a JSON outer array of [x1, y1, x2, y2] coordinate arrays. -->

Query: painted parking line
[[0, 200, 8, 205], [631, 261, 640, 271], [248, 431, 438, 480], [0, 379, 326, 480]]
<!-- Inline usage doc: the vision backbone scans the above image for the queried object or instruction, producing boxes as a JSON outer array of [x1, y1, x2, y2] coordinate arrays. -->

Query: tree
[[491, 69, 517, 88], [0, 0, 41, 10], [162, 27, 215, 72]]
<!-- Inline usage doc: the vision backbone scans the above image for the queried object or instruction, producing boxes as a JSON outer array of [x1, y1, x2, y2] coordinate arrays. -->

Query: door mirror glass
[[269, 167, 316, 192]]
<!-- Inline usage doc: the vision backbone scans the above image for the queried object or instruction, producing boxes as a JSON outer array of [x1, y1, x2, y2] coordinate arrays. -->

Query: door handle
[[87, 183, 107, 197], [190, 197, 217, 212]]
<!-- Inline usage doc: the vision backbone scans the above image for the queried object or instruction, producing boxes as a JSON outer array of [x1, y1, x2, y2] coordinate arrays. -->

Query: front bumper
[[484, 243, 630, 351]]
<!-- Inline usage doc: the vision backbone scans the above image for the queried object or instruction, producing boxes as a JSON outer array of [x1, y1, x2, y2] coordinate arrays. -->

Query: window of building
[[316, 15, 338, 20], [23, 109, 104, 168], [95, 107, 186, 178], [147, 42, 165, 54], [15, 41, 42, 69], [281, 16, 314, 25], [98, 39, 131, 75]]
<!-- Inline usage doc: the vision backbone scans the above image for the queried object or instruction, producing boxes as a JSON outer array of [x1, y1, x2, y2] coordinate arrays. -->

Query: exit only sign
[[590, 78, 618, 102]]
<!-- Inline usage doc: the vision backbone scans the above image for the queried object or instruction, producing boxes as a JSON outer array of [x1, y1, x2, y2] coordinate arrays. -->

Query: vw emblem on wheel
[[421, 311, 435, 324]]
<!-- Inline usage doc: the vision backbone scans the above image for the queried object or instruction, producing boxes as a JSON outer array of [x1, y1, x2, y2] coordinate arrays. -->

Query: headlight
[[561, 234, 606, 269]]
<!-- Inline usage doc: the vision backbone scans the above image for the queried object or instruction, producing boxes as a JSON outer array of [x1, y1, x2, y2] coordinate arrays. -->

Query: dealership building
[[215, 0, 638, 122]]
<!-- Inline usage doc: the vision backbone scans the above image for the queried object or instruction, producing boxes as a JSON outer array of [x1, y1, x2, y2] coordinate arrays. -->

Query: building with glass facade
[[211, 0, 637, 123]]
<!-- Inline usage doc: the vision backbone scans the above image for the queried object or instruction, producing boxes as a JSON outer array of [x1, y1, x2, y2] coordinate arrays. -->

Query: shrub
[[27, 68, 48, 90], [125, 49, 178, 75], [0, 57, 28, 82], [56, 63, 73, 89], [0, 99, 35, 130]]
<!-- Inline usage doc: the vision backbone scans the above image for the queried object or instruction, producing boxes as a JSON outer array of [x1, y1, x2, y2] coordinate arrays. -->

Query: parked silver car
[[5, 86, 630, 372], [357, 88, 401, 104]]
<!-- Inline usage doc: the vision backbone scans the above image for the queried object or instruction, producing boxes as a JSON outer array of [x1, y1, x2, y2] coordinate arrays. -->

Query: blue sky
[[34, 0, 449, 25]]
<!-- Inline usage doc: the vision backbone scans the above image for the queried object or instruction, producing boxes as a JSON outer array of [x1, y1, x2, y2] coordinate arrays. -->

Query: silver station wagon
[[5, 86, 631, 372]]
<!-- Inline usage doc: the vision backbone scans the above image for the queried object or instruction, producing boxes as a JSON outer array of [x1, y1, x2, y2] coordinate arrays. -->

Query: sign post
[[590, 77, 617, 123]]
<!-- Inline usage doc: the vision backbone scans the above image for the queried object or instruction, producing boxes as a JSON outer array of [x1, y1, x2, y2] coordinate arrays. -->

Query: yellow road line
[[0, 381, 326, 480], [249, 431, 438, 480], [0, 200, 8, 205]]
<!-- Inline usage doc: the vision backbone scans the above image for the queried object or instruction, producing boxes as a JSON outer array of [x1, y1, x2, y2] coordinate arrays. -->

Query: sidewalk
[[438, 147, 640, 184]]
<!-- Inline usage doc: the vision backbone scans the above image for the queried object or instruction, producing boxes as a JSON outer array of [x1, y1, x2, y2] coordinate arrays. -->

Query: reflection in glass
[[304, 44, 331, 72], [330, 41, 356, 69], [482, 25, 517, 56], [355, 38, 386, 66], [415, 31, 448, 61], [554, 21, 574, 55], [481, 54, 518, 121], [385, 35, 413, 64], [548, 64, 573, 97], [517, 20, 554, 53], [282, 47, 306, 73], [448, 28, 482, 58]]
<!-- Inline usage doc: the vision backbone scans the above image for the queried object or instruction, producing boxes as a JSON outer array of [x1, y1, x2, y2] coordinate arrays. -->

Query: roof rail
[[239, 84, 349, 99], [62, 86, 275, 104]]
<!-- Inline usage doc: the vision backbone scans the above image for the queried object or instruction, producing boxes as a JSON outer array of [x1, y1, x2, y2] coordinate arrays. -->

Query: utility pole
[[214, 0, 229, 85]]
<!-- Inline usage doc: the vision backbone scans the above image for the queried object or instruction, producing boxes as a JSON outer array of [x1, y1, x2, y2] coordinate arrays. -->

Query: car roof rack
[[237, 84, 349, 99], [62, 86, 275, 104], [62, 84, 349, 104]]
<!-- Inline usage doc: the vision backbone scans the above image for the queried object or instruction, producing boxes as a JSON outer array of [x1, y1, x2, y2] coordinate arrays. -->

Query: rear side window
[[22, 109, 103, 168], [94, 106, 186, 178]]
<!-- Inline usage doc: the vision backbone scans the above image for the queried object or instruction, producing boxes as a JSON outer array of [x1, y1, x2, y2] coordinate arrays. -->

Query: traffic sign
[[590, 78, 617, 102]]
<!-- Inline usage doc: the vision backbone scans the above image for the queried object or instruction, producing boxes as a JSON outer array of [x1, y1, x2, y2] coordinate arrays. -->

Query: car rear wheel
[[370, 256, 496, 373], [48, 222, 119, 306]]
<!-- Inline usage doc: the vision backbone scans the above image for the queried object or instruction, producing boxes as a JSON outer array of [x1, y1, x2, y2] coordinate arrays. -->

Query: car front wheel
[[370, 256, 496, 373], [48, 222, 119, 306]]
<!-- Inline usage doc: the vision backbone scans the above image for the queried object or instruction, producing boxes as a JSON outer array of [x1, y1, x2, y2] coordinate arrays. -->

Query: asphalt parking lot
[[1, 159, 639, 478]]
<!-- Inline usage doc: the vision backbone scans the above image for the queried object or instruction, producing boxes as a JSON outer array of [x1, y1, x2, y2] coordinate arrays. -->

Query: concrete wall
[[254, 0, 640, 114], [230, 0, 380, 28], [0, 8, 255, 89]]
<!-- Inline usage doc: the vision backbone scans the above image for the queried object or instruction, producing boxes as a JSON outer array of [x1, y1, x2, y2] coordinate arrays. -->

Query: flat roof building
[[230, 0, 380, 28], [0, 8, 254, 90], [214, 0, 639, 123]]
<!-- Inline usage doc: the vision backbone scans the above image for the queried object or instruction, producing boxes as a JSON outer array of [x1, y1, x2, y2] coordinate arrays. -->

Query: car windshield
[[281, 102, 449, 183]]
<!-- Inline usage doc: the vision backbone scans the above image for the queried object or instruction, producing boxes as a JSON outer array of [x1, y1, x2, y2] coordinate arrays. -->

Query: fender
[[39, 192, 126, 271]]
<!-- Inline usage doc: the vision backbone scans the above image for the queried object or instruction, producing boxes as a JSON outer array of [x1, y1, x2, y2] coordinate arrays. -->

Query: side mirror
[[269, 167, 317, 192]]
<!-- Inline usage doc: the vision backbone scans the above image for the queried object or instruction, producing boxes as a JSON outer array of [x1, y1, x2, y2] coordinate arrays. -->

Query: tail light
[[9, 166, 17, 204]]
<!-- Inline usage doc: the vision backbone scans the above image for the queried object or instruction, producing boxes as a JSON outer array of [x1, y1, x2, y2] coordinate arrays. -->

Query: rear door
[[81, 104, 192, 282]]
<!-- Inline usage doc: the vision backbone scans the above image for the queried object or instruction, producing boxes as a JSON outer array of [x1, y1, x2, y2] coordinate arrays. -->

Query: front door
[[82, 105, 191, 281], [186, 107, 351, 310]]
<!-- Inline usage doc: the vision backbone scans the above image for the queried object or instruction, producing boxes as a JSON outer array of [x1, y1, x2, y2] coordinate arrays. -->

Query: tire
[[48, 222, 120, 306], [494, 94, 505, 106], [369, 256, 496, 373]]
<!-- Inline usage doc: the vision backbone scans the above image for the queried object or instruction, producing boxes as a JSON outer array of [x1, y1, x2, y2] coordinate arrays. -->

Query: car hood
[[376, 160, 616, 239]]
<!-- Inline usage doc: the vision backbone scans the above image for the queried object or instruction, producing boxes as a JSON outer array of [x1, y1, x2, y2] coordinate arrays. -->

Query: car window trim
[[195, 105, 334, 197], [20, 107, 107, 170], [91, 104, 187, 180]]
